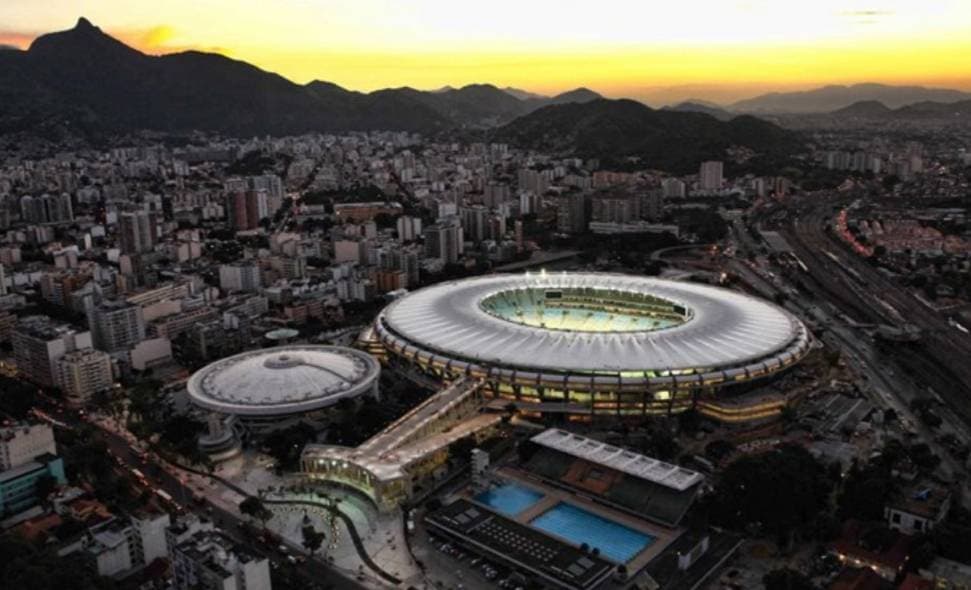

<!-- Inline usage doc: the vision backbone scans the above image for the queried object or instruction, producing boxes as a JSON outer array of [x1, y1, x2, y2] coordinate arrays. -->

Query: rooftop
[[531, 429, 704, 492], [378, 272, 809, 375], [186, 345, 380, 416]]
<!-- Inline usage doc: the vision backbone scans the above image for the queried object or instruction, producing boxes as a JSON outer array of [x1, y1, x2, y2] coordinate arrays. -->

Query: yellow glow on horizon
[[2, 0, 971, 103]]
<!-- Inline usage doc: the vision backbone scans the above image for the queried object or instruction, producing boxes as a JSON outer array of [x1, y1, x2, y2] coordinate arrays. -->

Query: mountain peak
[[75, 17, 96, 30]]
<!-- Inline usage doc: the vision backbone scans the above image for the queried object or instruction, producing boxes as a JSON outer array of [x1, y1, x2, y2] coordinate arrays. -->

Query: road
[[38, 401, 368, 590]]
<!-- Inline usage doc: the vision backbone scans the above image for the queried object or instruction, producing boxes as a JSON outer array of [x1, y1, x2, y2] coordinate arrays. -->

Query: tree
[[709, 444, 832, 539], [302, 524, 326, 556], [763, 568, 815, 590], [240, 497, 272, 526]]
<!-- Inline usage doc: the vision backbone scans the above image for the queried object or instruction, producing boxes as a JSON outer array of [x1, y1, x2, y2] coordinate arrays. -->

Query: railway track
[[778, 200, 971, 431]]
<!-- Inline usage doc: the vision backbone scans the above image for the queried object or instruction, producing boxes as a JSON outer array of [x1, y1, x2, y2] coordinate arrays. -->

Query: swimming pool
[[474, 482, 544, 517], [530, 502, 654, 563]]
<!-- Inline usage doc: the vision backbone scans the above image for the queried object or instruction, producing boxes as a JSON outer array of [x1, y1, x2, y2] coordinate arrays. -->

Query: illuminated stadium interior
[[479, 287, 690, 333]]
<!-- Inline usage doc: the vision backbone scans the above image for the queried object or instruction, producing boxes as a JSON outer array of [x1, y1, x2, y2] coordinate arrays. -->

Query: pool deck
[[478, 468, 681, 572]]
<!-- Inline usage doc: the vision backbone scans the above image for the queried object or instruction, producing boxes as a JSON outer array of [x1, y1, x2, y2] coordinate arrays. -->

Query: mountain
[[829, 99, 971, 121], [662, 101, 733, 121], [493, 99, 803, 173], [732, 83, 971, 113], [502, 87, 547, 101], [0, 18, 600, 137], [830, 100, 893, 118], [547, 87, 602, 105]]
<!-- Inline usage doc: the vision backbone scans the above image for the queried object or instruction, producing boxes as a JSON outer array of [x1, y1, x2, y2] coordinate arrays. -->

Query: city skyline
[[3, 0, 971, 104]]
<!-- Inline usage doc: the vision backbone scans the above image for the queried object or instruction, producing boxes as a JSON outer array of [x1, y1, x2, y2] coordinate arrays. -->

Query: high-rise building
[[424, 217, 463, 264], [57, 348, 113, 404], [396, 216, 423, 242], [226, 190, 268, 231], [19, 193, 73, 225], [556, 193, 588, 234], [591, 194, 640, 224], [87, 300, 146, 354], [12, 316, 93, 387], [698, 161, 724, 192], [0, 423, 57, 471], [661, 178, 686, 199], [460, 205, 489, 244], [519, 191, 541, 216], [118, 210, 158, 254], [218, 262, 262, 293]]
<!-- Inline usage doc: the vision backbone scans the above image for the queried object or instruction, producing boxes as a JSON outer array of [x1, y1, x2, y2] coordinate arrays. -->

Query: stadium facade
[[363, 272, 811, 420]]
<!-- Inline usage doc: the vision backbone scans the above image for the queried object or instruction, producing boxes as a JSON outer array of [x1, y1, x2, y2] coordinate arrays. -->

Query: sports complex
[[365, 272, 812, 418]]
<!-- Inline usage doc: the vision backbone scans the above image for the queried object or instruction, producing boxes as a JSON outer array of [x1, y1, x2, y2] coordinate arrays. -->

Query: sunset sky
[[3, 0, 971, 104]]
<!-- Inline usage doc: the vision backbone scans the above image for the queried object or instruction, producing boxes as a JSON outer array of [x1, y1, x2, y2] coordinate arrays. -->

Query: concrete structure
[[11, 315, 93, 387], [170, 528, 271, 590], [0, 423, 57, 471], [885, 481, 951, 535], [424, 218, 463, 264], [698, 161, 724, 192], [219, 261, 262, 293], [371, 273, 811, 419], [87, 300, 146, 354], [118, 210, 157, 254], [187, 345, 380, 434], [57, 348, 114, 404], [0, 454, 66, 516], [303, 377, 500, 512]]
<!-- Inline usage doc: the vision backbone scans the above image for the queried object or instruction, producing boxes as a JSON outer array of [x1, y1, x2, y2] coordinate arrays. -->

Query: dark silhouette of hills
[[493, 99, 803, 173], [732, 83, 971, 113], [662, 101, 733, 120], [0, 18, 601, 136], [830, 100, 893, 118], [830, 99, 971, 120]]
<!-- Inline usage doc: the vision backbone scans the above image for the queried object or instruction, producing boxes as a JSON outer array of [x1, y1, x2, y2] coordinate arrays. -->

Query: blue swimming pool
[[474, 482, 544, 517], [530, 503, 654, 563]]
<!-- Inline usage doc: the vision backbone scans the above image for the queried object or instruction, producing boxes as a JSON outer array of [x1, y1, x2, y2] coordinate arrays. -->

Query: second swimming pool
[[474, 482, 544, 517], [530, 502, 655, 563]]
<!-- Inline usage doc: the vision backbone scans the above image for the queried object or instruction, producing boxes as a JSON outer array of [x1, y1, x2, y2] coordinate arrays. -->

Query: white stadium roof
[[186, 345, 379, 416], [531, 428, 704, 491], [377, 272, 808, 376]]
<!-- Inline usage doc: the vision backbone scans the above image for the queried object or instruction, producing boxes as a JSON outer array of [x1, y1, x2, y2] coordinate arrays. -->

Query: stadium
[[186, 344, 381, 434], [367, 272, 811, 418]]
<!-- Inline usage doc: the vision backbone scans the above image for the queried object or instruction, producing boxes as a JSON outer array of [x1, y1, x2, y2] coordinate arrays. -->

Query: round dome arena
[[372, 272, 811, 416], [186, 345, 380, 424]]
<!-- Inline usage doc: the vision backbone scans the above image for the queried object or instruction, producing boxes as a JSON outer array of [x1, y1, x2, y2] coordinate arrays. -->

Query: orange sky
[[3, 0, 971, 104]]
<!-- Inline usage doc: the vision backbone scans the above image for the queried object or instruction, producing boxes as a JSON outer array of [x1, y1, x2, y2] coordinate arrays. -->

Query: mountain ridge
[[0, 18, 603, 136]]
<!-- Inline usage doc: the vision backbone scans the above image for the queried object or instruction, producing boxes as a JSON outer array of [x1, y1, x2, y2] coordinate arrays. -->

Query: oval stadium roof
[[377, 272, 807, 375], [186, 345, 380, 416]]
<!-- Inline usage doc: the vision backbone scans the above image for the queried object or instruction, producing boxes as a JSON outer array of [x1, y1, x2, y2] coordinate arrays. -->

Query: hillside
[[0, 18, 599, 137], [732, 83, 971, 113], [493, 99, 803, 173]]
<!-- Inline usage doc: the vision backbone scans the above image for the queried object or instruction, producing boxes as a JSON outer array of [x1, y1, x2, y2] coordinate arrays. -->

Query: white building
[[171, 529, 271, 590], [219, 262, 262, 293], [57, 348, 113, 404], [0, 423, 57, 470]]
